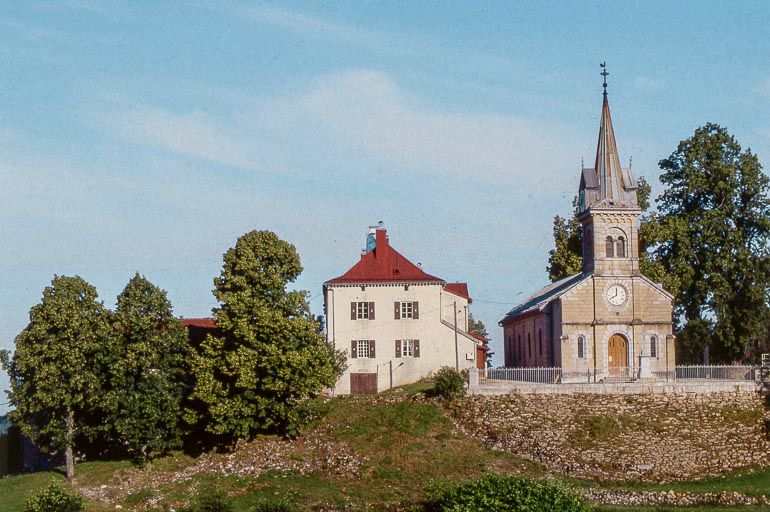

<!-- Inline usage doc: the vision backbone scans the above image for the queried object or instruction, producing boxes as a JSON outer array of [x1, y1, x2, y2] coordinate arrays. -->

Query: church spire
[[578, 63, 638, 212]]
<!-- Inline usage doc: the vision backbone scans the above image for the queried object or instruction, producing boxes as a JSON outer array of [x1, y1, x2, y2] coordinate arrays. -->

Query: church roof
[[579, 69, 639, 213], [499, 272, 586, 325], [325, 227, 445, 285]]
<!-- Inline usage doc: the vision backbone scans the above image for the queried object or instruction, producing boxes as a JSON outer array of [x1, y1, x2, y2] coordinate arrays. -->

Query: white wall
[[325, 282, 476, 394]]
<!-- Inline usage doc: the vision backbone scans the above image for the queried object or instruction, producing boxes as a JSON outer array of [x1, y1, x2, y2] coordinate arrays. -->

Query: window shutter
[[368, 302, 375, 320], [351, 340, 357, 358], [351, 302, 356, 320], [414, 340, 420, 358], [412, 301, 419, 319], [369, 340, 376, 358], [395, 340, 401, 358], [394, 302, 400, 319]]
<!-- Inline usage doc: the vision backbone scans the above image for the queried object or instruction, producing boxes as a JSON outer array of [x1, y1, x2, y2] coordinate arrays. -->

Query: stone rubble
[[448, 391, 770, 482]]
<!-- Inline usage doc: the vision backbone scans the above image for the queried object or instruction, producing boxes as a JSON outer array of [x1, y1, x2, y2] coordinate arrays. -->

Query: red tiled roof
[[444, 282, 471, 302], [326, 228, 444, 285], [182, 318, 216, 329], [468, 331, 488, 343]]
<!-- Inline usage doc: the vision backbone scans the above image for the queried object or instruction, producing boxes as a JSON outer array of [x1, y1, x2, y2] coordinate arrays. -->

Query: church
[[500, 70, 675, 382]]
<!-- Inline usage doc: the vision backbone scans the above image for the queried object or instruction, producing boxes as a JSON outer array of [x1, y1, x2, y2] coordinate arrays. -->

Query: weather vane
[[600, 61, 609, 96]]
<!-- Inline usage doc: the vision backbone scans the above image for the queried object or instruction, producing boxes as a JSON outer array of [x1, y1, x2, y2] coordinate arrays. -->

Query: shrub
[[249, 499, 293, 512], [432, 367, 466, 400], [421, 474, 591, 512], [177, 490, 234, 512], [24, 482, 84, 512]]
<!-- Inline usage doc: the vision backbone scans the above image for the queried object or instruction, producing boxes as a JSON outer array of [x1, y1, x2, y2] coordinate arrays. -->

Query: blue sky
[[2, 1, 770, 412]]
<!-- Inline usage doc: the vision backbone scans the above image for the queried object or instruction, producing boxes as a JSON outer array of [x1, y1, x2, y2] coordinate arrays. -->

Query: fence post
[[468, 368, 479, 390]]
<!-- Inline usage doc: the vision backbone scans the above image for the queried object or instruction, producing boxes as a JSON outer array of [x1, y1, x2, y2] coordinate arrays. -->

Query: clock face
[[606, 285, 627, 306]]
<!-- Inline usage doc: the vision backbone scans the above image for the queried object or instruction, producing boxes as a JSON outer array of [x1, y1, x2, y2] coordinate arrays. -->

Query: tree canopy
[[102, 274, 191, 461], [646, 123, 770, 362], [0, 275, 112, 479], [189, 230, 345, 439]]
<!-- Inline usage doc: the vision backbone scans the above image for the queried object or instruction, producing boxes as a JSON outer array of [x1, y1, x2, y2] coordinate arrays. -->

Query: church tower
[[500, 63, 675, 381], [578, 63, 642, 277]]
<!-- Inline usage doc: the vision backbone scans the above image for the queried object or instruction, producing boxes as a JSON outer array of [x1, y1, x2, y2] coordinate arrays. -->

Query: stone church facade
[[500, 80, 675, 382]]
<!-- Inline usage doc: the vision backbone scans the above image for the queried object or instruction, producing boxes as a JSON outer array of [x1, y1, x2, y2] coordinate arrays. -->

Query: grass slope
[[1, 383, 769, 511]]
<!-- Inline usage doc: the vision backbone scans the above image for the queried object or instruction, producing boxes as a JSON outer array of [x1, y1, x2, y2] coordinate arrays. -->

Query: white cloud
[[246, 5, 382, 46], [99, 70, 580, 191], [110, 107, 252, 169]]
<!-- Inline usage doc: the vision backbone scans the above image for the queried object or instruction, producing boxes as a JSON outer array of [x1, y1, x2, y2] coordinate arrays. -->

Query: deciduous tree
[[0, 276, 111, 479], [648, 124, 770, 361], [103, 274, 190, 461], [189, 230, 345, 439]]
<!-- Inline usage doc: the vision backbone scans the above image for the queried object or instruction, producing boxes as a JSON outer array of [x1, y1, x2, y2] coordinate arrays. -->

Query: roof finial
[[600, 61, 609, 98]]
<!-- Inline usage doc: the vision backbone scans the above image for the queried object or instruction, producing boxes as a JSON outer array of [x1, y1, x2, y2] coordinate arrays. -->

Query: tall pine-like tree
[[0, 276, 111, 479], [189, 230, 345, 439]]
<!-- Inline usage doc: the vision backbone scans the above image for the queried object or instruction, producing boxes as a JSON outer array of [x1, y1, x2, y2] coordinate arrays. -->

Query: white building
[[324, 225, 486, 394]]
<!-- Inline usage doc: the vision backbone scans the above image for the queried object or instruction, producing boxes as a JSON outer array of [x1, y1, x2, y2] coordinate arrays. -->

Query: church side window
[[616, 236, 626, 258], [527, 333, 531, 358], [538, 329, 543, 356], [577, 335, 585, 359], [605, 236, 615, 258], [650, 335, 658, 358], [518, 334, 522, 363]]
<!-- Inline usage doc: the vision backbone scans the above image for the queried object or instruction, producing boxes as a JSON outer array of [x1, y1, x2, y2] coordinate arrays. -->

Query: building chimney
[[375, 224, 388, 260]]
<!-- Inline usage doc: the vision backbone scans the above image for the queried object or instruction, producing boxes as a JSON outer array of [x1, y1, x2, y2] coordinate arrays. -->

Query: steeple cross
[[600, 62, 609, 96]]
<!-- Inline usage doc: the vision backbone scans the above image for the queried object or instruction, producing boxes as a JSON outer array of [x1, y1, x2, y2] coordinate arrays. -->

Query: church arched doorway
[[607, 334, 628, 377]]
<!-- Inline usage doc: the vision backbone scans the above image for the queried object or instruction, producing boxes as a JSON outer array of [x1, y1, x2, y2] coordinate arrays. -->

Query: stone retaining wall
[[448, 391, 770, 481]]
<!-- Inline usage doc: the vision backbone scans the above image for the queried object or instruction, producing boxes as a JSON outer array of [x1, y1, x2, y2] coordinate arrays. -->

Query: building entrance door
[[350, 373, 378, 394], [608, 334, 628, 377]]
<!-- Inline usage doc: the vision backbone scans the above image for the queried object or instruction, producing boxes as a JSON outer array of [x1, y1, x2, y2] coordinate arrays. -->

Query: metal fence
[[675, 365, 755, 381], [472, 364, 757, 386], [479, 367, 562, 384]]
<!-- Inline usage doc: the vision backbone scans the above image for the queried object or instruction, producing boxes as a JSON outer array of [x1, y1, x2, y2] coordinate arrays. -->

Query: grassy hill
[[2, 383, 770, 511]]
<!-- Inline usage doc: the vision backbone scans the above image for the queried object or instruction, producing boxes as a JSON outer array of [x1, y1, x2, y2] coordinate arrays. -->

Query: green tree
[[467, 313, 488, 338], [189, 230, 345, 439], [648, 124, 770, 362], [103, 274, 190, 462], [0, 276, 111, 479], [547, 178, 652, 282], [467, 313, 491, 366]]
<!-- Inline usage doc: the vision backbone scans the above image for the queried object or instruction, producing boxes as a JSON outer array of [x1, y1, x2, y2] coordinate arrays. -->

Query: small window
[[650, 336, 658, 358], [395, 301, 419, 319], [356, 340, 373, 358], [538, 329, 543, 356], [606, 236, 615, 258], [352, 301, 374, 320], [528, 333, 532, 358], [617, 237, 626, 258], [401, 339, 414, 357], [577, 335, 585, 359]]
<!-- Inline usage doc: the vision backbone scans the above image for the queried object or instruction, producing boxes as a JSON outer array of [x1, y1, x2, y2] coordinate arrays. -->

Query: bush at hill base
[[24, 482, 84, 512], [420, 474, 591, 512]]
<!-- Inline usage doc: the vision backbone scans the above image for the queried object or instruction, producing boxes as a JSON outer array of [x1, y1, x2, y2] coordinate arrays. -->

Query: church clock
[[606, 284, 627, 306]]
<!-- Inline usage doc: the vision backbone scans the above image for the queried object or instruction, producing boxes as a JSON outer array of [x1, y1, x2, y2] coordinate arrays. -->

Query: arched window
[[577, 335, 585, 359], [616, 236, 626, 258], [650, 335, 658, 358], [605, 236, 615, 258]]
